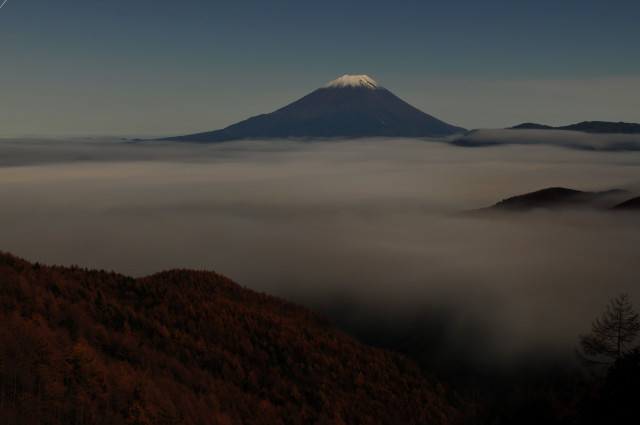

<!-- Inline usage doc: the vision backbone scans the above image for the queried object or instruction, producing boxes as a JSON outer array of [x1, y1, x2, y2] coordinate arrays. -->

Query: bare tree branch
[[578, 293, 640, 366]]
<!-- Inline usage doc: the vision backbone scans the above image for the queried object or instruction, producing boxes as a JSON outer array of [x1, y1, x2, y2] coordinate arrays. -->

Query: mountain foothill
[[0, 251, 461, 425]]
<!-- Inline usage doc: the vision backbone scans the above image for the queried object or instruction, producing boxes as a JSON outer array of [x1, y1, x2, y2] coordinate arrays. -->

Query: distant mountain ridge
[[474, 187, 638, 213], [451, 124, 640, 151], [510, 121, 640, 134], [162, 75, 466, 142]]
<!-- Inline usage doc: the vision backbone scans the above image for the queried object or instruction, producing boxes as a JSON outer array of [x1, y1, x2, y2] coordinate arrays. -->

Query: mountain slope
[[163, 75, 466, 142], [0, 251, 460, 425]]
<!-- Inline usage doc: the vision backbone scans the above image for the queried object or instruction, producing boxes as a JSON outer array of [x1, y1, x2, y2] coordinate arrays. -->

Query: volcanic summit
[[164, 75, 466, 142]]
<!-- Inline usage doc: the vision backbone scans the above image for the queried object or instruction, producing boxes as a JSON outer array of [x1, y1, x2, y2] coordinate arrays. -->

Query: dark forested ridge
[[0, 251, 460, 425]]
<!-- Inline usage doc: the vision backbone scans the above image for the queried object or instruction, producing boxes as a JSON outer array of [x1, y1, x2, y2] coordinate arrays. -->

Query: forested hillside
[[0, 251, 461, 425]]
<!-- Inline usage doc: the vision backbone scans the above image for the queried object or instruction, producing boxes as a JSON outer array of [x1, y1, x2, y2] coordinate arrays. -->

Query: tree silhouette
[[579, 293, 640, 366]]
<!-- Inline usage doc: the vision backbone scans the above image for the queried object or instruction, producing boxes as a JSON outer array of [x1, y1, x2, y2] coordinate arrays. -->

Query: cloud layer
[[1, 137, 640, 365]]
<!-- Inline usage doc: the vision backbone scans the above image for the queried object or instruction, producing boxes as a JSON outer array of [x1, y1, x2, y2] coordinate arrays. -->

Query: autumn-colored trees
[[0, 251, 460, 425]]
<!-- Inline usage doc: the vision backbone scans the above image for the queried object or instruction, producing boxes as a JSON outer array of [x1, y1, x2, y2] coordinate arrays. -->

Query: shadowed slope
[[0, 251, 460, 425]]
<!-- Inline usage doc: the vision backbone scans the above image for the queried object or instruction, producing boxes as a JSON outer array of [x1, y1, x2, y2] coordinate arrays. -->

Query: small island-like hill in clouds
[[472, 187, 639, 213]]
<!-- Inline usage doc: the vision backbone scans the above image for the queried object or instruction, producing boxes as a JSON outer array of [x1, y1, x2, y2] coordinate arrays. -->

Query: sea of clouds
[[1, 136, 639, 365]]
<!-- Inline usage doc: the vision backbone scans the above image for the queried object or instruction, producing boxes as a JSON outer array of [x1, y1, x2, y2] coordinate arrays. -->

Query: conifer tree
[[579, 293, 640, 366]]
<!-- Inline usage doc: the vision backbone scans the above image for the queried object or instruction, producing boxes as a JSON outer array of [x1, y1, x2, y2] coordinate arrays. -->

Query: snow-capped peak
[[322, 75, 382, 90]]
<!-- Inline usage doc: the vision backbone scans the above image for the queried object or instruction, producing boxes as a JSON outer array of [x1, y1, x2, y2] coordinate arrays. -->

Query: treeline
[[0, 251, 461, 425]]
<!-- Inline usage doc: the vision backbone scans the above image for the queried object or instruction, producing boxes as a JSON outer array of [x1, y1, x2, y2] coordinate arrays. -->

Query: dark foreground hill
[[0, 251, 460, 425], [162, 75, 466, 142]]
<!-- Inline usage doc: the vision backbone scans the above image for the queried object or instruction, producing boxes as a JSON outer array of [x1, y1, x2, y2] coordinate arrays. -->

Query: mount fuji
[[163, 75, 466, 142]]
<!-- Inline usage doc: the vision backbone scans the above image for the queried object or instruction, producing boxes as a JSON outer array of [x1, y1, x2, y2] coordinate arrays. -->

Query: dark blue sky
[[1, 0, 639, 136]]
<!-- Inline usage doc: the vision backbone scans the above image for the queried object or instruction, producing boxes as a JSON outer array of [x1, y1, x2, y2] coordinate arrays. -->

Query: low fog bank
[[1, 137, 640, 367], [454, 128, 640, 151]]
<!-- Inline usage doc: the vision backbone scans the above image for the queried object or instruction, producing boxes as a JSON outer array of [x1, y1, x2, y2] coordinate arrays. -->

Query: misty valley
[[1, 136, 640, 424]]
